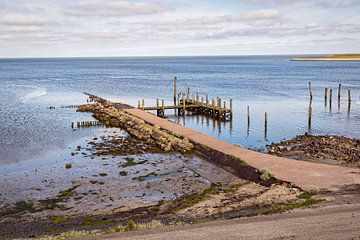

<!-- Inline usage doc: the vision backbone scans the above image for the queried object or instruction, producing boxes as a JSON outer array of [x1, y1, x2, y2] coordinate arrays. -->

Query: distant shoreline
[[291, 57, 360, 61], [291, 53, 360, 61]]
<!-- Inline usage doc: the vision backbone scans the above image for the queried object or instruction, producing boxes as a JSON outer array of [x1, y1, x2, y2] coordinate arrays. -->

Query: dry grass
[[326, 54, 360, 58]]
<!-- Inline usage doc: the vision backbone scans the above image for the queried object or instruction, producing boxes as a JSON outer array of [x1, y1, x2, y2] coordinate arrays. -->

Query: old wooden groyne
[[138, 77, 233, 121]]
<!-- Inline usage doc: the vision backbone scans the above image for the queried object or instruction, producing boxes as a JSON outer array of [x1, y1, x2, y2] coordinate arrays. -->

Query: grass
[[260, 198, 324, 215], [298, 189, 319, 199], [163, 184, 220, 214], [81, 216, 112, 228], [0, 201, 36, 217], [51, 216, 69, 225], [327, 53, 360, 58], [259, 169, 274, 181], [17, 220, 177, 240]]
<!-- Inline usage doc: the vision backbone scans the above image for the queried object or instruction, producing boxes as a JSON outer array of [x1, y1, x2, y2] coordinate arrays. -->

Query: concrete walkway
[[125, 108, 360, 191]]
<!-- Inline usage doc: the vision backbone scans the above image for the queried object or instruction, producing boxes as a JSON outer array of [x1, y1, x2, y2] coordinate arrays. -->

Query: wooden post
[[156, 98, 159, 107], [308, 102, 312, 131], [309, 81, 313, 100], [142, 99, 145, 110], [247, 106, 250, 128], [187, 87, 190, 101], [325, 88, 328, 104], [196, 92, 199, 104], [218, 98, 221, 109], [230, 98, 233, 118], [201, 97, 204, 106], [265, 112, 268, 137], [138, 100, 141, 109], [182, 94, 185, 113], [192, 94, 195, 103], [329, 89, 332, 109], [174, 76, 177, 105], [348, 89, 351, 111], [223, 100, 226, 109], [162, 99, 165, 115], [206, 93, 209, 106], [338, 83, 341, 102]]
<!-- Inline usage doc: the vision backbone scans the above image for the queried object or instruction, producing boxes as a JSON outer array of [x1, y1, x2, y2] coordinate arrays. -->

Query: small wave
[[20, 86, 47, 103]]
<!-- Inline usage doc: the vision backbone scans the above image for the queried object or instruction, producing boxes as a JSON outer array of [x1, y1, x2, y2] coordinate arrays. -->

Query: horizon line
[[0, 52, 356, 60]]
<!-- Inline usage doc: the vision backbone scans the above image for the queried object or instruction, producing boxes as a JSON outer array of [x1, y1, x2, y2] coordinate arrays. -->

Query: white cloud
[[237, 0, 303, 6], [337, 0, 360, 7], [0, 13, 47, 26], [65, 1, 170, 18]]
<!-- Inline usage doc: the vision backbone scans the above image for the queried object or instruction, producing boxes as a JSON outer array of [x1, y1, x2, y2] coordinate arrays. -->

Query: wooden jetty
[[138, 77, 233, 121]]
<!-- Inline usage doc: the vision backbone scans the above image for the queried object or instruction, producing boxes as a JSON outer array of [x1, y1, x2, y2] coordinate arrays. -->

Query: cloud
[[237, 0, 302, 6], [0, 13, 47, 26], [65, 1, 170, 18], [337, 0, 360, 7]]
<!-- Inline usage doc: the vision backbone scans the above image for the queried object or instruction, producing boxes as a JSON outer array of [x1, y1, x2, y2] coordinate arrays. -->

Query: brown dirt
[[268, 134, 360, 168]]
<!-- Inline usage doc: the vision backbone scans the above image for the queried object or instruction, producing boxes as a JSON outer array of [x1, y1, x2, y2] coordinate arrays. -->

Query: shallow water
[[0, 56, 359, 165]]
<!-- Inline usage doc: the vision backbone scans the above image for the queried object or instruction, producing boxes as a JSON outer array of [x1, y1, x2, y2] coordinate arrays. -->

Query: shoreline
[[291, 57, 360, 61]]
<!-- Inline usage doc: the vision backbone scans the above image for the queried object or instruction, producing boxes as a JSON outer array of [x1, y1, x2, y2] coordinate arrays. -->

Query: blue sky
[[0, 0, 359, 57]]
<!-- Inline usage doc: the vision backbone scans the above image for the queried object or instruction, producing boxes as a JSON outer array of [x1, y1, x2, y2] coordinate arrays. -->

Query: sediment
[[77, 97, 193, 153]]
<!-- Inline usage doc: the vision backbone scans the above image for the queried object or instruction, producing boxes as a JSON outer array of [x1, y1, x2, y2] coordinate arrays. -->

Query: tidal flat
[[0, 126, 241, 238]]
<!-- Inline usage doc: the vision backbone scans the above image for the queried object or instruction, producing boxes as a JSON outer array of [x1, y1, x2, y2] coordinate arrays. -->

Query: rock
[[65, 163, 72, 169]]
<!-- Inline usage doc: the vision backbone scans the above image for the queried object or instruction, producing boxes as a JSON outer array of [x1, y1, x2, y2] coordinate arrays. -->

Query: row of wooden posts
[[136, 77, 269, 137], [137, 77, 233, 121], [71, 121, 103, 129], [309, 82, 352, 110]]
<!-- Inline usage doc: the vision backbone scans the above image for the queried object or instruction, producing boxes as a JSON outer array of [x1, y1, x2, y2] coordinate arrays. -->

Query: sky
[[0, 0, 359, 57]]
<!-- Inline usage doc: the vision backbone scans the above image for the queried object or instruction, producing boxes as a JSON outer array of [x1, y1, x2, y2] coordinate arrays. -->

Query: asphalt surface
[[87, 203, 360, 240]]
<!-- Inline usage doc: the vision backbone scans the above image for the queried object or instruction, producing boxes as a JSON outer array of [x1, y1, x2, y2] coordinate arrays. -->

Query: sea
[[0, 56, 359, 166]]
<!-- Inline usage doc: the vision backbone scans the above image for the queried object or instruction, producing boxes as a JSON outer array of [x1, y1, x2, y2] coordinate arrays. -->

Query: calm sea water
[[0, 56, 359, 165]]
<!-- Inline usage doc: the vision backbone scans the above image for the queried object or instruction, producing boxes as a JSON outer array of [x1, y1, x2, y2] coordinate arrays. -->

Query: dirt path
[[124, 108, 360, 191], [86, 203, 360, 240]]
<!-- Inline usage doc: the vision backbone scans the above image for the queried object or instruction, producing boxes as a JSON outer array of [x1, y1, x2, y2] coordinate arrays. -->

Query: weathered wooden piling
[[265, 112, 268, 129], [138, 100, 141, 109], [196, 92, 199, 104], [247, 106, 250, 128], [265, 112, 268, 139], [348, 89, 351, 111], [142, 99, 145, 110], [174, 76, 177, 105], [329, 89, 333, 110], [156, 98, 159, 107], [162, 99, 165, 115], [338, 83, 342, 102], [182, 94, 185, 114], [325, 88, 328, 105], [308, 102, 312, 131], [309, 82, 313, 100]]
